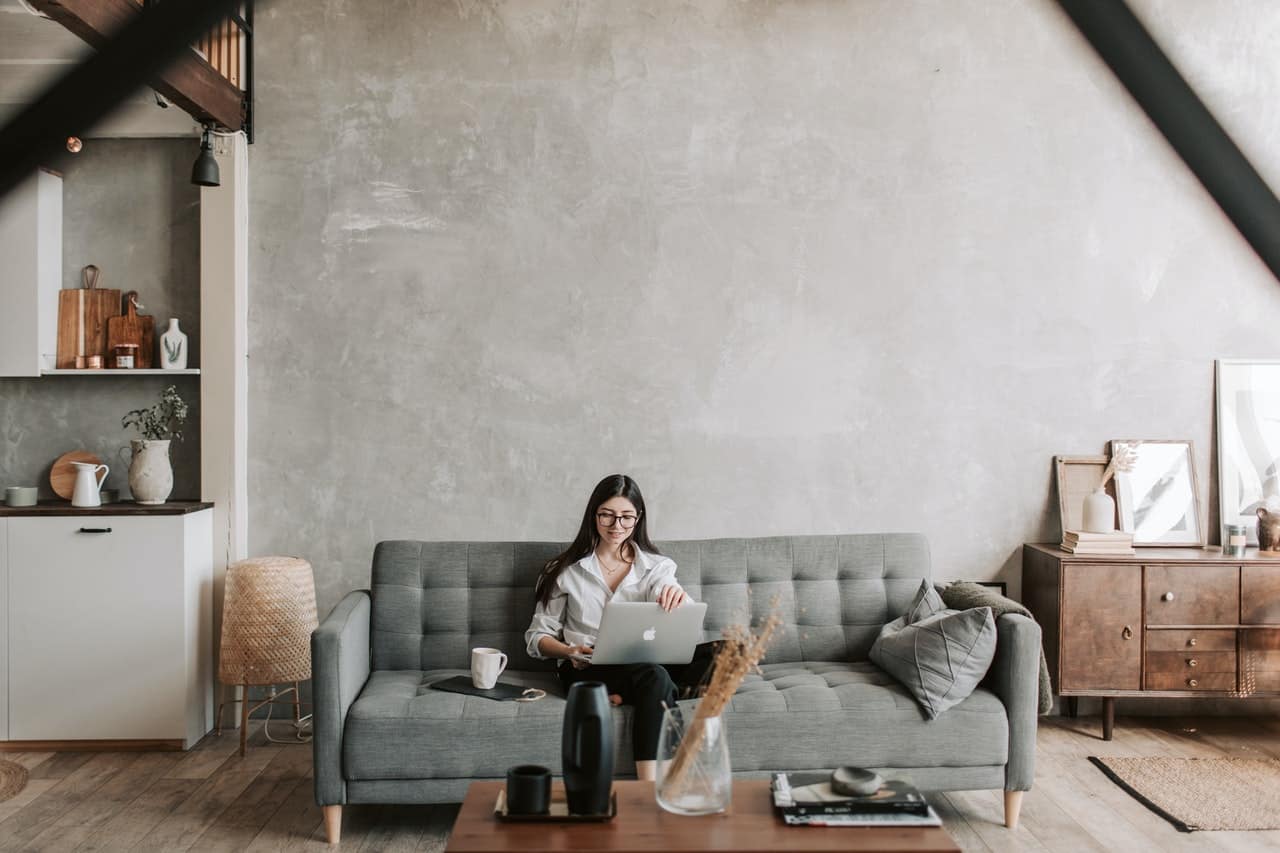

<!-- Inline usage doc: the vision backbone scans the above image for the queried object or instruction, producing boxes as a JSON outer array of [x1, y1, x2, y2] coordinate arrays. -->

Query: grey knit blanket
[[941, 581, 1053, 715]]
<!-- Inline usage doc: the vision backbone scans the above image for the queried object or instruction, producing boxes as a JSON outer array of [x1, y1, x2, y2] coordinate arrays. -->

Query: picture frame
[[1216, 359, 1280, 545], [1111, 439, 1204, 547], [1053, 454, 1111, 536]]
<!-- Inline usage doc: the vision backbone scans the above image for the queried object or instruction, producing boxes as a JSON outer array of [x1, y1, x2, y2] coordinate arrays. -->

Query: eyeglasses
[[596, 511, 639, 528]]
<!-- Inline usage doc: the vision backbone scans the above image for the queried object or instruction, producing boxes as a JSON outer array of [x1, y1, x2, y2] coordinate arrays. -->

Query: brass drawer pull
[[1187, 658, 1198, 667], [1122, 625, 1134, 640], [1188, 638, 1197, 647], [1162, 591, 1175, 602], [1187, 678, 1198, 687]]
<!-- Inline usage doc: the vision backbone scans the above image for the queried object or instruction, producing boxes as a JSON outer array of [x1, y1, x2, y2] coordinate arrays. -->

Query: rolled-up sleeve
[[642, 557, 684, 600], [525, 586, 567, 660]]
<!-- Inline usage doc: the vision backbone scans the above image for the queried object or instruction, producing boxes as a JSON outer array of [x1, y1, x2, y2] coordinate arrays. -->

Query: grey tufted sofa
[[312, 533, 1040, 842]]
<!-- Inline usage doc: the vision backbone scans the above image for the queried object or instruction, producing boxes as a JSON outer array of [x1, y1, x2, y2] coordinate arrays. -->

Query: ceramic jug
[[70, 461, 109, 508]]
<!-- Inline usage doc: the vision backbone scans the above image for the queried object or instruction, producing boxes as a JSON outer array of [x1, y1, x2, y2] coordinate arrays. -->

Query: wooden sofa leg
[[323, 805, 342, 845], [1004, 791, 1024, 829]]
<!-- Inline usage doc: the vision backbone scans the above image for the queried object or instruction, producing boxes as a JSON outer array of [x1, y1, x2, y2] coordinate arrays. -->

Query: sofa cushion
[[869, 582, 997, 720], [342, 663, 1008, 782]]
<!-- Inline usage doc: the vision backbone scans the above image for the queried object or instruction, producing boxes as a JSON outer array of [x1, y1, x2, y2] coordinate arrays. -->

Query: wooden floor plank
[[943, 789, 1049, 853], [6, 753, 55, 771], [931, 794, 993, 853], [73, 778, 204, 853], [241, 772, 323, 853], [0, 779, 59, 827], [25, 752, 95, 780], [189, 745, 314, 853], [0, 753, 138, 850]]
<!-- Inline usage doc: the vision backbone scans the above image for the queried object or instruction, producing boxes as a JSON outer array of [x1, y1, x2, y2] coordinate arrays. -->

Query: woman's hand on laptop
[[567, 644, 594, 669], [656, 584, 687, 611]]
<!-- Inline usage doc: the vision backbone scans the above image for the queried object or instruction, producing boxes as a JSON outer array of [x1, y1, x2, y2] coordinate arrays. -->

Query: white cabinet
[[2, 509, 213, 747], [0, 168, 61, 377]]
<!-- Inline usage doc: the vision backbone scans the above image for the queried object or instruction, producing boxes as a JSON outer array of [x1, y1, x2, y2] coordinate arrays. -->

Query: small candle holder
[[112, 343, 139, 369]]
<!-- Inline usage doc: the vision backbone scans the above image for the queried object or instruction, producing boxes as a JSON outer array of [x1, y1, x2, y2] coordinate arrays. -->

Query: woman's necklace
[[597, 548, 632, 576]]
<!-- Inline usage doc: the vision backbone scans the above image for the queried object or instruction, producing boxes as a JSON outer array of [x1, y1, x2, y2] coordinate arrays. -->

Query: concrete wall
[[0, 139, 201, 499], [249, 0, 1280, 614]]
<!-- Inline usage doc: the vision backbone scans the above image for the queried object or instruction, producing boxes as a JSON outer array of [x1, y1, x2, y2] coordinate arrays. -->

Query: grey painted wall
[[0, 139, 201, 499], [249, 0, 1280, 616]]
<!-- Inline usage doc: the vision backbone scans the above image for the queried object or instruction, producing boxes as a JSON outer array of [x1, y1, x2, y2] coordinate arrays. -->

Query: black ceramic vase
[[561, 681, 614, 815]]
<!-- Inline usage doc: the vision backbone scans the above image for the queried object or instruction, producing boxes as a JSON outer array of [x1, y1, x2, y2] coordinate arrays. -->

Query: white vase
[[1082, 487, 1116, 533], [129, 439, 173, 505], [160, 318, 188, 369]]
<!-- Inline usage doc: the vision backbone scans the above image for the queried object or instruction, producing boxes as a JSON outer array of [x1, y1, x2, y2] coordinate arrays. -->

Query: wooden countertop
[[1026, 543, 1280, 564], [0, 500, 213, 517]]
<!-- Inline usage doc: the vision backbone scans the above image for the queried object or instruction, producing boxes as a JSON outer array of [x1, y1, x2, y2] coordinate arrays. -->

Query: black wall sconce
[[191, 125, 220, 187]]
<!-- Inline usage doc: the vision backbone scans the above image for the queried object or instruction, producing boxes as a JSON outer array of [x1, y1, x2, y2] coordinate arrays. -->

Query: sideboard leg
[[323, 805, 342, 844], [1004, 790, 1024, 829], [1066, 696, 1079, 718], [1102, 697, 1115, 741]]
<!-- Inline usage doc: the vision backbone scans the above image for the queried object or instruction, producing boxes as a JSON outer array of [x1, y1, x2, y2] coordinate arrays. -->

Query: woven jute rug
[[0, 759, 28, 803], [1090, 756, 1280, 832]]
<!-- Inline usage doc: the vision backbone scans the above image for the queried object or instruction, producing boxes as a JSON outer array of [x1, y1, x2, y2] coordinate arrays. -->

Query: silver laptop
[[586, 601, 708, 665]]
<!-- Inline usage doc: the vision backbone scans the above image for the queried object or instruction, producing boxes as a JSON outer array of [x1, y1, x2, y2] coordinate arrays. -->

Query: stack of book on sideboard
[[1061, 529, 1135, 555], [770, 772, 942, 827]]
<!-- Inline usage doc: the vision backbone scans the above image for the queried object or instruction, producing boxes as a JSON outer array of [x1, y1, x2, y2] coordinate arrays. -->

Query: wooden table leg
[[239, 683, 250, 756], [1102, 697, 1115, 741]]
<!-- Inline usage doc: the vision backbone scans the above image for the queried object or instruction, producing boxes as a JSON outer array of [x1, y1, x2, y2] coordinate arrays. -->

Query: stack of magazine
[[771, 771, 942, 827]]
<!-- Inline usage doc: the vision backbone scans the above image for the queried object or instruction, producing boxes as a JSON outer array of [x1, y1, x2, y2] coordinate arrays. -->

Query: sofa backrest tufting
[[369, 533, 931, 672]]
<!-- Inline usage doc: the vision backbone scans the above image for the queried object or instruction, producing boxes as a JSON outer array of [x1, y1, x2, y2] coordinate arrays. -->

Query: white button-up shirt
[[524, 549, 685, 660]]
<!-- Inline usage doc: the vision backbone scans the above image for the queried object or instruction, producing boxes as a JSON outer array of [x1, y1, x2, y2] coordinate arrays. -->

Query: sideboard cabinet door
[[8, 516, 190, 741], [1061, 563, 1142, 691]]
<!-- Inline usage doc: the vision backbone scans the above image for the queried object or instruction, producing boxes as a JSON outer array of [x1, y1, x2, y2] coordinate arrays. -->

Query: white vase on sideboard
[[129, 439, 173, 505], [160, 318, 188, 369]]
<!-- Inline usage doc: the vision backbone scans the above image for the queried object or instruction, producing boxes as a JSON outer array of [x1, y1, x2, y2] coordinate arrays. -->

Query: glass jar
[[1223, 524, 1249, 557], [655, 704, 731, 816]]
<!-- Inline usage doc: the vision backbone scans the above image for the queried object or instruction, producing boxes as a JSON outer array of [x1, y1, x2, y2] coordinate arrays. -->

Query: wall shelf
[[40, 369, 201, 376]]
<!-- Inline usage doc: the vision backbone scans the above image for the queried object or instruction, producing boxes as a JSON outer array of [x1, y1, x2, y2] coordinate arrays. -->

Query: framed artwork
[[1111, 439, 1204, 546], [1216, 359, 1280, 545], [1054, 455, 1110, 536]]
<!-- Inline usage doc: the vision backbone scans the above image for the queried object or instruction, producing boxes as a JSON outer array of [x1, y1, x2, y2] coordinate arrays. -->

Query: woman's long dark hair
[[536, 473, 661, 607]]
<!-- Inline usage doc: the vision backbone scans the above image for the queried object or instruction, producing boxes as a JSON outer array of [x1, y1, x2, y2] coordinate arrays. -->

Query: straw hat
[[219, 556, 318, 685]]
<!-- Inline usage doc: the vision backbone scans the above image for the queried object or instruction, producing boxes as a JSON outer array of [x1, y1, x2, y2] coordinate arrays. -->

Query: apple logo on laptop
[[642, 627, 657, 641]]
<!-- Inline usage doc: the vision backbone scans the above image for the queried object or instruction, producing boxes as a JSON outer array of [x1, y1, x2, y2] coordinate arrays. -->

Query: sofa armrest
[[312, 590, 372, 806], [988, 612, 1040, 792]]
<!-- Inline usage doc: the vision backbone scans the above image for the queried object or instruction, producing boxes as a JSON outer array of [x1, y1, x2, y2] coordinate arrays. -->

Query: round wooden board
[[50, 450, 103, 500]]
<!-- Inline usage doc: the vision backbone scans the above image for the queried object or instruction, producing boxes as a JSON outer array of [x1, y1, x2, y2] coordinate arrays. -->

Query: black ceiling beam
[[0, 0, 242, 200], [1057, 0, 1280, 284]]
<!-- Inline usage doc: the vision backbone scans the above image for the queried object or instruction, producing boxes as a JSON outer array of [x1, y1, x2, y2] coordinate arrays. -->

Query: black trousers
[[556, 642, 719, 762]]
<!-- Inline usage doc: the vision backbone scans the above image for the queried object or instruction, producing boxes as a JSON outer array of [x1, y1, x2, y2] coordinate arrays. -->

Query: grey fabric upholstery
[[987, 613, 1042, 791], [312, 590, 372, 805], [342, 662, 1007, 782], [314, 532, 1039, 808]]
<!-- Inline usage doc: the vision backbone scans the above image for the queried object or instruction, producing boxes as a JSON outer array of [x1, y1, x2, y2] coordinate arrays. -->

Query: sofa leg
[[323, 805, 342, 845], [1004, 790, 1024, 829]]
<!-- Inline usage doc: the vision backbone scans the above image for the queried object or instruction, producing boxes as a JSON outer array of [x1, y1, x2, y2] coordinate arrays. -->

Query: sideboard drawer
[[1145, 565, 1239, 625], [1145, 671, 1235, 691], [1243, 630, 1280, 693], [1146, 651, 1236, 676], [1146, 629, 1236, 652], [1242, 567, 1280, 623]]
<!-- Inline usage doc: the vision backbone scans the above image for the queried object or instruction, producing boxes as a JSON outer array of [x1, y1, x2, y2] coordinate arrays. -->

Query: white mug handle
[[497, 652, 508, 676], [94, 464, 109, 488]]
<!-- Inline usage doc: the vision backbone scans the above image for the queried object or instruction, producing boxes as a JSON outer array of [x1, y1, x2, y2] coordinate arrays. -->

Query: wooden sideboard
[[1023, 544, 1280, 740]]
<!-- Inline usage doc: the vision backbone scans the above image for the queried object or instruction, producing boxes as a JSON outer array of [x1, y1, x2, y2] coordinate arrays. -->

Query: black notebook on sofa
[[426, 675, 534, 702]]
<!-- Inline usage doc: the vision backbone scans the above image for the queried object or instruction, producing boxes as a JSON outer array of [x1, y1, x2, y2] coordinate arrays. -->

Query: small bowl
[[5, 486, 38, 507]]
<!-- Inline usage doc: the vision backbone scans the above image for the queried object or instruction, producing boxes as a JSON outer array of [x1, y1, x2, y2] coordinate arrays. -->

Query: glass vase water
[[655, 704, 731, 815]]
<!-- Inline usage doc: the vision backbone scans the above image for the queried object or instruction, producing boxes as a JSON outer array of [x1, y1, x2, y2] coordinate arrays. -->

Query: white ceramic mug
[[471, 647, 508, 689]]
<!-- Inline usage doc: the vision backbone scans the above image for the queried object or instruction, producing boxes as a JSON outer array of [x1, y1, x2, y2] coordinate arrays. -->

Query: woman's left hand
[[657, 584, 687, 611]]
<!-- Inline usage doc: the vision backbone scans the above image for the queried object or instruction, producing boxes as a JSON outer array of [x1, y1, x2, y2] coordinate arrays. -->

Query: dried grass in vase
[[662, 601, 784, 795]]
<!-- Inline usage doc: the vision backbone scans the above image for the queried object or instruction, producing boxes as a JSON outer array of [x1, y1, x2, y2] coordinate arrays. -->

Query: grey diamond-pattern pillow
[[870, 580, 997, 719]]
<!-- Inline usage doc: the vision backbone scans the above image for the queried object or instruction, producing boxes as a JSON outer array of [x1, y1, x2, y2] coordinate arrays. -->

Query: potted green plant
[[121, 385, 188, 505]]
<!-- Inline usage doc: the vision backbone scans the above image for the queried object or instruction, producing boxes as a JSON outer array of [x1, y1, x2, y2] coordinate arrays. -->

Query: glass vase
[[655, 704, 731, 815]]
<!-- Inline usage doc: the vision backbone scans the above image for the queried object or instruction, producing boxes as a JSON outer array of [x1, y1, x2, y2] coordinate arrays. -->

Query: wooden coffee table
[[445, 780, 960, 853]]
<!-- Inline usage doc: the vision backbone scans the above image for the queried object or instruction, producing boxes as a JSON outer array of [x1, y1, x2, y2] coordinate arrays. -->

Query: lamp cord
[[261, 687, 313, 745]]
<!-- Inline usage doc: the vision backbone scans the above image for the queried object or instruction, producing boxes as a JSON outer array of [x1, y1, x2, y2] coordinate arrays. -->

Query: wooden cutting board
[[56, 266, 121, 368], [106, 290, 155, 368], [50, 450, 103, 500]]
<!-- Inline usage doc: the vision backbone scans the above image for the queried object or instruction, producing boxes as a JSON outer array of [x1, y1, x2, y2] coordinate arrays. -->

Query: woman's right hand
[[566, 644, 594, 669]]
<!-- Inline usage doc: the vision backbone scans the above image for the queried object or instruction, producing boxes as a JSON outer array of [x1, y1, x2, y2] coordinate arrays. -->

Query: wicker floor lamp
[[218, 556, 319, 756]]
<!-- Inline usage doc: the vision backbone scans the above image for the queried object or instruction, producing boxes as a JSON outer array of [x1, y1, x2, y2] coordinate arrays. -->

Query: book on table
[[780, 808, 943, 827], [770, 772, 932, 818]]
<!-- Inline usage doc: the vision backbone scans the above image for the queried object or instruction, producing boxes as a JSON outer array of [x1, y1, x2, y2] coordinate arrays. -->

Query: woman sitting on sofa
[[524, 473, 698, 781]]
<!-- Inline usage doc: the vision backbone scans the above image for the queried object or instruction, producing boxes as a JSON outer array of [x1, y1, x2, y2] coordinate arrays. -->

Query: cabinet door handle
[[1162, 591, 1175, 602], [1122, 625, 1134, 640], [1187, 658, 1198, 667], [77, 527, 113, 534]]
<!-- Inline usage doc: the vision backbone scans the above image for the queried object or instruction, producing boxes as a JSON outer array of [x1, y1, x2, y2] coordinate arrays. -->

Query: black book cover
[[771, 772, 930, 817]]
